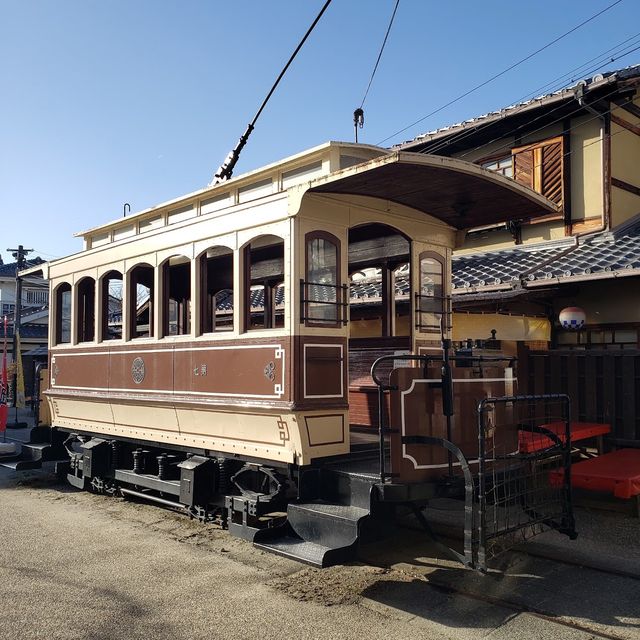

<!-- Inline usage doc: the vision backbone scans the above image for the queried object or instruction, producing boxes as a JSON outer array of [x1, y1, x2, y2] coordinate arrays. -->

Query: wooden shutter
[[513, 136, 564, 211], [513, 147, 534, 189]]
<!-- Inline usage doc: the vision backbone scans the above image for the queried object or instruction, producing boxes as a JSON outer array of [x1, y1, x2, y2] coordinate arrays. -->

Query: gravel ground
[[0, 466, 638, 640]]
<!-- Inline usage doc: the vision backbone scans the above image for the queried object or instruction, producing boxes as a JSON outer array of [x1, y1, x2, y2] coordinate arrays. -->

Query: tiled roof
[[453, 215, 640, 294], [396, 64, 640, 149], [0, 257, 46, 279], [0, 323, 48, 340]]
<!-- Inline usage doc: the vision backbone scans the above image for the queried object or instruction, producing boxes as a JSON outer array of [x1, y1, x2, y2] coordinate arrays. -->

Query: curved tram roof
[[308, 151, 557, 230]]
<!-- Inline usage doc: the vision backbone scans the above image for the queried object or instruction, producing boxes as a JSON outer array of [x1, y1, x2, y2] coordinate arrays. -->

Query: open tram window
[[200, 247, 234, 333], [54, 282, 72, 345], [129, 264, 154, 339], [162, 256, 191, 337], [76, 277, 95, 343], [101, 270, 123, 340], [416, 252, 445, 334], [348, 224, 410, 339], [304, 232, 341, 326], [244, 236, 285, 331]]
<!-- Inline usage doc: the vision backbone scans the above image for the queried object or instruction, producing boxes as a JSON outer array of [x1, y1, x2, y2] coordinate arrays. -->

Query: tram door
[[388, 364, 517, 483], [348, 224, 411, 432]]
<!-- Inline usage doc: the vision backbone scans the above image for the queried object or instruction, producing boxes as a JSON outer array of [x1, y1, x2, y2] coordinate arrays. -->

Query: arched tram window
[[101, 270, 123, 341], [416, 252, 446, 334], [244, 236, 285, 331], [54, 282, 72, 345], [162, 256, 191, 337], [76, 277, 95, 343], [302, 232, 344, 327], [200, 247, 234, 333], [129, 264, 154, 339]]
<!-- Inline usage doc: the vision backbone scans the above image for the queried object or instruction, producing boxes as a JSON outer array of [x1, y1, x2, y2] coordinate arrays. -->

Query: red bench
[[519, 421, 610, 453], [551, 448, 640, 499]]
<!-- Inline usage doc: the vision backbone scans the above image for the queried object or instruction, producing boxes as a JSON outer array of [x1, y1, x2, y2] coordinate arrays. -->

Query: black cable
[[251, 0, 333, 128], [360, 0, 400, 109], [211, 0, 333, 184], [377, 0, 625, 146]]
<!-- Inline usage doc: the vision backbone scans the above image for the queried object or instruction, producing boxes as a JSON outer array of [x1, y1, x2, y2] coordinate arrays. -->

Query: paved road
[[0, 467, 638, 640]]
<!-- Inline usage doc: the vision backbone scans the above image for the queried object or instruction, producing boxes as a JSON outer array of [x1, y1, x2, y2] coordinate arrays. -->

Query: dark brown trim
[[100, 270, 123, 342], [612, 177, 640, 198], [54, 282, 72, 345], [417, 251, 445, 335], [562, 118, 572, 232], [304, 414, 345, 447], [303, 230, 342, 329], [76, 276, 96, 343], [604, 112, 612, 231], [613, 98, 640, 120], [611, 113, 640, 137]]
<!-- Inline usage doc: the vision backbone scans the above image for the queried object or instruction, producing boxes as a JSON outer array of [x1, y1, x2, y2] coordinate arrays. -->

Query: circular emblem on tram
[[131, 357, 145, 384]]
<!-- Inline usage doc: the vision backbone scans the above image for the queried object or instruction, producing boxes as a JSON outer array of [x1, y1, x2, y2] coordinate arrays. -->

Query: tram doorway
[[347, 224, 411, 439]]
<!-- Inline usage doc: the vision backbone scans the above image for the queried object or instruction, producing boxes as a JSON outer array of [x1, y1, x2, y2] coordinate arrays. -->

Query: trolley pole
[[6, 245, 32, 429]]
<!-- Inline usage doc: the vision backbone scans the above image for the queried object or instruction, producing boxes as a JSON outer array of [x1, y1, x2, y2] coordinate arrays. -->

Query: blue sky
[[1, 0, 638, 264]]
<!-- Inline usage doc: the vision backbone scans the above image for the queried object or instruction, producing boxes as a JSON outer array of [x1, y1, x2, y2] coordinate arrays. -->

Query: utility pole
[[6, 245, 32, 428]]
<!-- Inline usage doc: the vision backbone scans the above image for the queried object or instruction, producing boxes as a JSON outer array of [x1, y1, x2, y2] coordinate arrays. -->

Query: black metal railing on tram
[[299, 279, 349, 326]]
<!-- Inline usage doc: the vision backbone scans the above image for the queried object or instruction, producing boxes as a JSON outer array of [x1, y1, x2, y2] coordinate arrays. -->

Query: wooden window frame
[[76, 277, 96, 343], [303, 230, 343, 329], [199, 249, 234, 335], [54, 282, 72, 345], [161, 258, 191, 338], [415, 251, 445, 335], [128, 264, 154, 340], [100, 270, 123, 342], [243, 238, 285, 332]]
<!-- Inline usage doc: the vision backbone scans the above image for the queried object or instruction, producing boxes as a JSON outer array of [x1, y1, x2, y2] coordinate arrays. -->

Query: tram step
[[254, 535, 355, 568], [320, 469, 375, 510], [288, 501, 369, 549], [0, 459, 43, 471]]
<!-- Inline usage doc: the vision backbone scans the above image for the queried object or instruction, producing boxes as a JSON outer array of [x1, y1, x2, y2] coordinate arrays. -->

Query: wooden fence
[[522, 348, 640, 446]]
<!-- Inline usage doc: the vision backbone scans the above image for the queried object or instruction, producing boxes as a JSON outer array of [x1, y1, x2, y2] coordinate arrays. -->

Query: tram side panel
[[47, 333, 351, 466]]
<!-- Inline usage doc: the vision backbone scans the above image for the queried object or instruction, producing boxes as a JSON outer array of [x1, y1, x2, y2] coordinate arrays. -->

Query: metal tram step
[[254, 500, 370, 567], [254, 535, 355, 568], [0, 458, 43, 471], [0, 441, 68, 471], [288, 502, 369, 548]]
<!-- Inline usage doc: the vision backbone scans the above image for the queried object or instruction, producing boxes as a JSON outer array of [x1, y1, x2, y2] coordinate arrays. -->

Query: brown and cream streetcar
[[6, 142, 577, 568]]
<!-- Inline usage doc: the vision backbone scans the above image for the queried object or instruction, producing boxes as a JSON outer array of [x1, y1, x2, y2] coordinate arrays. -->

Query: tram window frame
[[161, 257, 192, 338], [243, 238, 285, 332], [303, 231, 342, 328], [129, 264, 154, 339], [101, 270, 123, 341], [76, 277, 96, 343], [54, 282, 72, 345], [416, 251, 445, 335], [200, 249, 234, 334]]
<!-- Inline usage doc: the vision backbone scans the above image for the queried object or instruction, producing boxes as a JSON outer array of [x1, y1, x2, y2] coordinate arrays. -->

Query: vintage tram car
[[6, 142, 576, 569]]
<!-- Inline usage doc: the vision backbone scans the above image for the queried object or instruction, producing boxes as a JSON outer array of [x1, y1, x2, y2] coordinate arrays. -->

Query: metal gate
[[371, 352, 576, 571]]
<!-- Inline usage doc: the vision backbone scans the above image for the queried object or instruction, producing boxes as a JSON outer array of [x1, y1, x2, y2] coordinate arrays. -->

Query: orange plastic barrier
[[519, 421, 610, 453]]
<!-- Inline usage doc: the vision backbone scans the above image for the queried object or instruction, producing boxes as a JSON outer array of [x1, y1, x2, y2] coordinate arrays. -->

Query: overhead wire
[[376, 0, 625, 146], [359, 0, 400, 109]]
